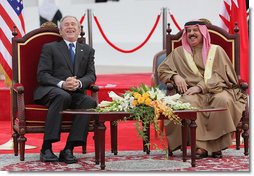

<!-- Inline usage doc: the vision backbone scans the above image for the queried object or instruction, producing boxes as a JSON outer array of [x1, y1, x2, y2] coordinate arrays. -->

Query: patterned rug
[[0, 148, 249, 172]]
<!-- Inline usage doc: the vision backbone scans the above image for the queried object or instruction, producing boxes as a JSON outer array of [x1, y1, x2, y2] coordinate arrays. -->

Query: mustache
[[188, 34, 197, 38]]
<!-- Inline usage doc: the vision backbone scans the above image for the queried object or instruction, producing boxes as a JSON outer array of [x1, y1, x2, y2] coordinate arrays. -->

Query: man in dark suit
[[34, 15, 97, 164]]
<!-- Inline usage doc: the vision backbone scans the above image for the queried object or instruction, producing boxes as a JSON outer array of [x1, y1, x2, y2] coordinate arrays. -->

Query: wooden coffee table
[[61, 107, 226, 170]]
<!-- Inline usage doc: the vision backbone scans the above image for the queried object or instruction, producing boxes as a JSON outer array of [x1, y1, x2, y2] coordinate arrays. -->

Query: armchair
[[11, 22, 99, 161], [151, 23, 249, 155]]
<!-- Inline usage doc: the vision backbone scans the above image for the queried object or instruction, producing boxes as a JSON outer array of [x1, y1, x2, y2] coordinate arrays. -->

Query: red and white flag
[[219, 0, 249, 84], [0, 0, 26, 87]]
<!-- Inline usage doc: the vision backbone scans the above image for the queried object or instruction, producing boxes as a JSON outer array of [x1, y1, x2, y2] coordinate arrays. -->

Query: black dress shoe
[[195, 149, 208, 159], [196, 152, 208, 159], [59, 149, 77, 164], [212, 151, 222, 158], [40, 149, 58, 162]]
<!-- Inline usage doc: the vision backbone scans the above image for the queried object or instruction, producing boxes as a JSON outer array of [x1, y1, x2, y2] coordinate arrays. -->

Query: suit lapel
[[58, 40, 74, 73], [74, 43, 85, 75]]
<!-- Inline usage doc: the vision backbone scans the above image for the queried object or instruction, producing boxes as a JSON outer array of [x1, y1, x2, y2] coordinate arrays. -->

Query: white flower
[[109, 91, 124, 101], [96, 86, 196, 113], [148, 88, 156, 99], [162, 93, 181, 104], [161, 94, 197, 110], [156, 88, 166, 100], [98, 101, 113, 107], [169, 93, 181, 101]]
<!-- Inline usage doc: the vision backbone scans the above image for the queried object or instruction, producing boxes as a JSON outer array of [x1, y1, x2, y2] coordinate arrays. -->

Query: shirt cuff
[[57, 81, 64, 88], [78, 80, 82, 88]]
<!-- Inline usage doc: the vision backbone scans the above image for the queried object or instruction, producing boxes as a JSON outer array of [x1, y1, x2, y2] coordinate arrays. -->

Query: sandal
[[196, 148, 208, 159], [212, 151, 222, 158]]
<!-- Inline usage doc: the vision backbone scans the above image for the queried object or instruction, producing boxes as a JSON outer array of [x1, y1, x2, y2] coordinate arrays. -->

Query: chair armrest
[[87, 84, 99, 103], [88, 84, 99, 92], [12, 83, 26, 125], [239, 80, 248, 92], [13, 83, 25, 94], [166, 82, 175, 91], [166, 82, 177, 95]]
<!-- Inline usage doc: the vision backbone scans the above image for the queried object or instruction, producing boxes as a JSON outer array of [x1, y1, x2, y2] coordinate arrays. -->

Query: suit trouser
[[37, 88, 97, 145]]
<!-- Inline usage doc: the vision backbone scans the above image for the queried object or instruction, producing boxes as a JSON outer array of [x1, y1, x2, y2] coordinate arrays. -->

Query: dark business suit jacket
[[34, 40, 96, 101]]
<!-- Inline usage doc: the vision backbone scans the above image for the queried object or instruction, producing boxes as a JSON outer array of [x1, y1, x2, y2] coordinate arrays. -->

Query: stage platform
[[96, 73, 152, 101], [0, 73, 152, 121], [0, 78, 11, 121]]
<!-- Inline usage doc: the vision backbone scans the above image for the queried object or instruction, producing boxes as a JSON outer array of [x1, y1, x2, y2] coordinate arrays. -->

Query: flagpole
[[87, 9, 93, 47], [162, 7, 167, 50]]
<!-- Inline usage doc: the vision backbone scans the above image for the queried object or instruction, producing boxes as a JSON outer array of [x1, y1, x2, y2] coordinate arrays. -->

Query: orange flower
[[132, 100, 138, 107], [143, 92, 150, 99], [137, 96, 145, 104], [133, 92, 141, 99], [145, 98, 152, 106]]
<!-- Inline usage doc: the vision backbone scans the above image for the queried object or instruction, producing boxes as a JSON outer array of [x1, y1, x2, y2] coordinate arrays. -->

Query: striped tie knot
[[69, 43, 75, 64]]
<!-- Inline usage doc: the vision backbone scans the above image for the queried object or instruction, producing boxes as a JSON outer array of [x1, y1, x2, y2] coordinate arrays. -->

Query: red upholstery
[[18, 34, 61, 104], [209, 31, 233, 62]]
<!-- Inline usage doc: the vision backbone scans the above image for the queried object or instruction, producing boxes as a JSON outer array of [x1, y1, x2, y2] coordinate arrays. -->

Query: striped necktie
[[69, 43, 75, 65]]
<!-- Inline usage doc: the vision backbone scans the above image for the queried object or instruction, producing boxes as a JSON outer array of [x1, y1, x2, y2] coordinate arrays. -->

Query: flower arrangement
[[96, 84, 197, 152]]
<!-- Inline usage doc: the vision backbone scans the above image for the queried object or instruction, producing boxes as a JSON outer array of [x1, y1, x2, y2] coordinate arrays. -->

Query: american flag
[[0, 0, 26, 87]]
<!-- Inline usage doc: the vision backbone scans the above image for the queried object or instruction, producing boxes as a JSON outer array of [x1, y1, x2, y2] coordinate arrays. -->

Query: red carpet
[[96, 73, 152, 89], [0, 73, 250, 171], [0, 120, 249, 172], [96, 73, 152, 101], [0, 73, 152, 121], [0, 147, 249, 171], [0, 73, 155, 154], [0, 120, 162, 154], [0, 87, 10, 121]]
